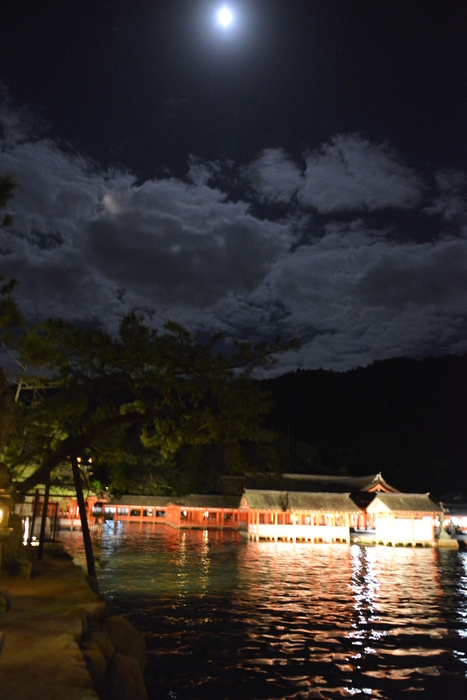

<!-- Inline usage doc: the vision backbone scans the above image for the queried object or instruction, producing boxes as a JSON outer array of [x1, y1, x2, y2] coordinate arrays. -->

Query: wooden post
[[38, 480, 50, 560], [28, 489, 39, 545], [71, 453, 97, 579], [52, 502, 59, 544]]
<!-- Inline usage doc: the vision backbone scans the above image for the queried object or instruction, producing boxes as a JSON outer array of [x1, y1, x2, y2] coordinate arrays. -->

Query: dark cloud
[[89, 181, 288, 307], [354, 240, 467, 310], [1, 104, 466, 372]]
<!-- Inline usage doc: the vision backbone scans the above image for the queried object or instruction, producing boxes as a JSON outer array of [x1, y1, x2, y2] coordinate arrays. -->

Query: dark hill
[[260, 354, 467, 497]]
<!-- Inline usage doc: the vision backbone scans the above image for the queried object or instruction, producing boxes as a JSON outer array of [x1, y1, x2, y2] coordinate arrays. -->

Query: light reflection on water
[[60, 523, 467, 699]]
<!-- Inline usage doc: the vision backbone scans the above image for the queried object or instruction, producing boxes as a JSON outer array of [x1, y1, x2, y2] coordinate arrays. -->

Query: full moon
[[217, 6, 233, 28]]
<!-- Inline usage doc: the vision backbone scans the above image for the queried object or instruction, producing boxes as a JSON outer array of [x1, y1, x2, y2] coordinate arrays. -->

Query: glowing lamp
[[0, 499, 11, 532]]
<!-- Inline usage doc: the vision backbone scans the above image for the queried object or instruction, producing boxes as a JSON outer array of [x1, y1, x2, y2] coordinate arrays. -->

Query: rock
[[45, 546, 74, 561], [90, 630, 115, 661], [80, 600, 108, 624], [85, 574, 100, 595], [76, 606, 91, 635], [0, 591, 11, 612], [81, 640, 108, 695], [39, 546, 77, 574], [1, 514, 23, 569], [110, 653, 149, 700], [75, 601, 108, 636], [105, 616, 147, 671], [2, 555, 32, 578], [16, 556, 32, 578]]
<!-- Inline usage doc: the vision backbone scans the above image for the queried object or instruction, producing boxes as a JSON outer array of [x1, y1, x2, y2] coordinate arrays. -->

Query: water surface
[[61, 523, 467, 699]]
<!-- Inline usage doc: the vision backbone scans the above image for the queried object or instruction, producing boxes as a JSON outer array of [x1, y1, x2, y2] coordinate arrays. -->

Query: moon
[[217, 6, 234, 28]]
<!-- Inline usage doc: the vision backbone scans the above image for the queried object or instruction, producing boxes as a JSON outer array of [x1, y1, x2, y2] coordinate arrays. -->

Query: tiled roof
[[241, 490, 359, 513], [171, 494, 242, 509], [110, 495, 172, 507], [219, 472, 399, 495], [282, 473, 399, 493], [367, 493, 441, 514], [110, 493, 242, 509]]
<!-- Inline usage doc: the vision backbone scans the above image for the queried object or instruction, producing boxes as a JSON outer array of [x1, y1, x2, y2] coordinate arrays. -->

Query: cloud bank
[[1, 104, 466, 372]]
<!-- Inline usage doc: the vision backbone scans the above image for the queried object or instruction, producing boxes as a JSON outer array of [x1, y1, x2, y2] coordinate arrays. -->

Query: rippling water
[[60, 523, 467, 699]]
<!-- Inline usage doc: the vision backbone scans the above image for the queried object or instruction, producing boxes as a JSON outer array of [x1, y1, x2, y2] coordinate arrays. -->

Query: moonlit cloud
[[247, 135, 424, 212], [1, 103, 466, 371], [244, 148, 302, 204], [423, 169, 467, 222]]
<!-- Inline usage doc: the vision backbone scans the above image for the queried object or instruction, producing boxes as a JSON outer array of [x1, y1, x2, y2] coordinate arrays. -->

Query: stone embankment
[[0, 546, 148, 700]]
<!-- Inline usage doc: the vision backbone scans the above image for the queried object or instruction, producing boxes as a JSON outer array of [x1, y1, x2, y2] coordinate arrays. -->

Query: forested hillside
[[260, 354, 467, 497]]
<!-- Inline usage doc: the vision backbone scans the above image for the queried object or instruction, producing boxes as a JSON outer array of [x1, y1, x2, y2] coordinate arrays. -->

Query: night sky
[[1, 1, 466, 373]]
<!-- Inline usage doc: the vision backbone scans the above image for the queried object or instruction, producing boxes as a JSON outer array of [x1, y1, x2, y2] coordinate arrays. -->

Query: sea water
[[60, 523, 467, 699]]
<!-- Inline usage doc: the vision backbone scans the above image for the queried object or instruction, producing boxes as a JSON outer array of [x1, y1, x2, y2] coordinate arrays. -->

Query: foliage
[[272, 434, 326, 475], [5, 313, 299, 494], [0, 175, 23, 337], [261, 354, 467, 496], [0, 174, 16, 228], [0, 174, 22, 451]]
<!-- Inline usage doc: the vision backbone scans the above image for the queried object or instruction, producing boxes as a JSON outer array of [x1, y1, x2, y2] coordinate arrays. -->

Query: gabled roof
[[367, 493, 441, 514], [241, 489, 359, 513], [110, 495, 172, 507]]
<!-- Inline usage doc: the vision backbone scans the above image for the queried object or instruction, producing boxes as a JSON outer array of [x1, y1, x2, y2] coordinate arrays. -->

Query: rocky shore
[[0, 546, 149, 700]]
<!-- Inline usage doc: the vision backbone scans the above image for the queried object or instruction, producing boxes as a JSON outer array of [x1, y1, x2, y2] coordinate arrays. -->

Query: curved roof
[[282, 473, 398, 493], [219, 472, 399, 495]]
